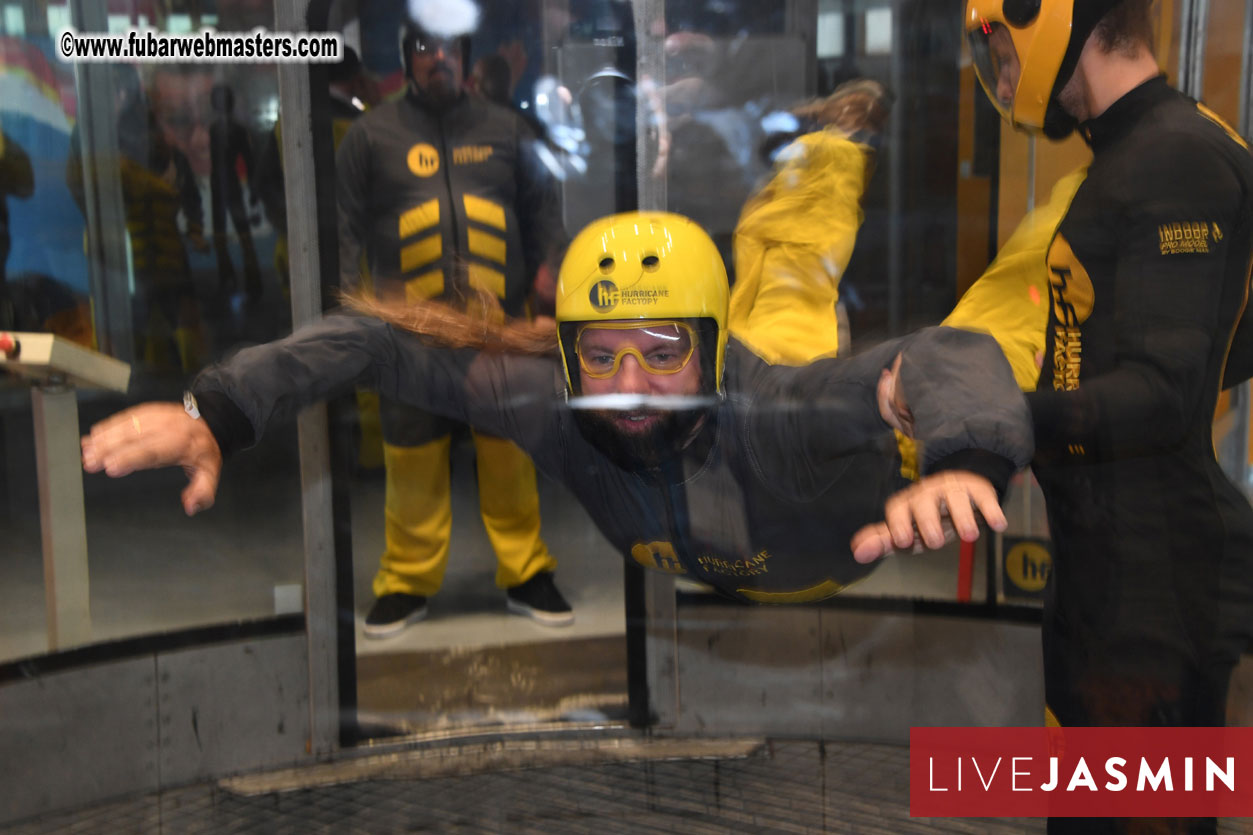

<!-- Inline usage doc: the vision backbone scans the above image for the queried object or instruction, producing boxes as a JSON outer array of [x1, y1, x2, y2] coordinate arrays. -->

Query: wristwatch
[[183, 390, 201, 420]]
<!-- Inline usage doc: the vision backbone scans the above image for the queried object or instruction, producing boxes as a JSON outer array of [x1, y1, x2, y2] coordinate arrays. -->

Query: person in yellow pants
[[340, 18, 571, 637], [728, 79, 890, 366], [371, 402, 564, 635]]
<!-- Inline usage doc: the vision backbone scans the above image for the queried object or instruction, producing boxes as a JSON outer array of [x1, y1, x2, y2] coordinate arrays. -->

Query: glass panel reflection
[[0, 0, 302, 662]]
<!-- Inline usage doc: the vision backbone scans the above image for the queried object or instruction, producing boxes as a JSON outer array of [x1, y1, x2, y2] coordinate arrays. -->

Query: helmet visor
[[967, 19, 1020, 120], [575, 321, 698, 379]]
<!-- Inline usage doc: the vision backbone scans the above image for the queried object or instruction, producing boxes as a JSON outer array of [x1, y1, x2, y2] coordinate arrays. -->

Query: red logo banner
[[910, 727, 1253, 818]]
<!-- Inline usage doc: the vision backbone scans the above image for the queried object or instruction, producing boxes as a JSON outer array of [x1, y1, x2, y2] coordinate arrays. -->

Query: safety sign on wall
[[1001, 536, 1053, 601]]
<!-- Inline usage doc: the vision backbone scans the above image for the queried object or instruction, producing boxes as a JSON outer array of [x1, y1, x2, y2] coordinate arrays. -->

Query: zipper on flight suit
[[434, 114, 461, 299]]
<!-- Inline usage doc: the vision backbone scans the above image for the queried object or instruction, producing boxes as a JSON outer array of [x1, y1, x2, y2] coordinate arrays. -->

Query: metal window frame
[[275, 0, 342, 757], [1185, 0, 1253, 492], [1229, 0, 1253, 493], [67, 0, 133, 362], [1177, 0, 1211, 98]]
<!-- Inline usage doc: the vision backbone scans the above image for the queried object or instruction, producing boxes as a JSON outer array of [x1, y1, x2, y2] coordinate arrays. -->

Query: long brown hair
[[340, 288, 559, 356]]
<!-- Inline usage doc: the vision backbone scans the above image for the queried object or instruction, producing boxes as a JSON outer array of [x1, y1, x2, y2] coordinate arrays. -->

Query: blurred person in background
[[0, 129, 34, 328], [208, 84, 262, 302], [67, 64, 209, 373], [730, 78, 892, 368], [335, 8, 571, 637], [254, 46, 376, 303]]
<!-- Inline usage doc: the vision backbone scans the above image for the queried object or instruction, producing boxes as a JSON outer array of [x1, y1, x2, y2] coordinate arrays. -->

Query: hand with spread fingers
[[81, 403, 223, 517], [850, 469, 1007, 564]]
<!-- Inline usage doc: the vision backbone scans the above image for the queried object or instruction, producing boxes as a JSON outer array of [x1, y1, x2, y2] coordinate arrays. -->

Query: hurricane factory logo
[[590, 280, 619, 312], [407, 143, 440, 177], [1006, 540, 1052, 593], [1046, 234, 1094, 393]]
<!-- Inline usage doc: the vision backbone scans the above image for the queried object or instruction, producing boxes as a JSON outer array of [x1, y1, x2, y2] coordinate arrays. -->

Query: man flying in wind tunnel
[[80, 212, 1033, 604]]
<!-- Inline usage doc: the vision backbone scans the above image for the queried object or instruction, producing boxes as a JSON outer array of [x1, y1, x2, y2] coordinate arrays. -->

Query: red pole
[[957, 539, 975, 602]]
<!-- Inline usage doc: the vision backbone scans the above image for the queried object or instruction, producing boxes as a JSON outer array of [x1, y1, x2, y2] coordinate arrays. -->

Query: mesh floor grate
[[5, 739, 1250, 834]]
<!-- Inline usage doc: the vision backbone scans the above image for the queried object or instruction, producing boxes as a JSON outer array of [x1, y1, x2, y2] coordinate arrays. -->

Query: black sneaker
[[363, 593, 428, 639], [506, 572, 574, 627]]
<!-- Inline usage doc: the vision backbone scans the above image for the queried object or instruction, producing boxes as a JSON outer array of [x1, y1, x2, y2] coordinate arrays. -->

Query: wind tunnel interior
[[2, 0, 1253, 830]]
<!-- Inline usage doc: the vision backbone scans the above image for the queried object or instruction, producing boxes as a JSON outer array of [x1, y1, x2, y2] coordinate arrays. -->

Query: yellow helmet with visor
[[965, 0, 1124, 138]]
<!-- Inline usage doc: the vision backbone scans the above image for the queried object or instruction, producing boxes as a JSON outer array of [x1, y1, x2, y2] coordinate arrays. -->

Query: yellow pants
[[729, 130, 871, 365], [372, 433, 557, 598], [727, 130, 926, 477]]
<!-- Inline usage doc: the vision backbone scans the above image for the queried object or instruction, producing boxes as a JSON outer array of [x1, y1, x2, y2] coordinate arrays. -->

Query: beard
[[573, 405, 712, 472], [413, 65, 461, 109]]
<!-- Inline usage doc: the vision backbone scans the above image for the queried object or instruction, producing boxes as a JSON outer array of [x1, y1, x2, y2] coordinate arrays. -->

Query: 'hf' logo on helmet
[[590, 280, 619, 312], [407, 143, 440, 178]]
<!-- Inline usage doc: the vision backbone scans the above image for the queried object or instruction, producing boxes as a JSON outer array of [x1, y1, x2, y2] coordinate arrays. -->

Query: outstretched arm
[[748, 326, 1028, 561], [763, 326, 1032, 481], [81, 313, 559, 512], [857, 351, 1008, 558], [853, 327, 1029, 561]]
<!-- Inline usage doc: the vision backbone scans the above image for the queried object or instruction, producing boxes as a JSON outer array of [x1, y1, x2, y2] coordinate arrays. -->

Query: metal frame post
[[1176, 0, 1211, 97], [275, 0, 340, 758], [887, 0, 904, 334], [630, 0, 680, 729], [66, 0, 133, 362], [1230, 0, 1253, 492], [32, 381, 91, 649]]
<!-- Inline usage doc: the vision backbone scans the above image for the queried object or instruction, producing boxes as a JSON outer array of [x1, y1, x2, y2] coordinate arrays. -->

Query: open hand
[[850, 470, 1007, 563], [81, 402, 223, 516]]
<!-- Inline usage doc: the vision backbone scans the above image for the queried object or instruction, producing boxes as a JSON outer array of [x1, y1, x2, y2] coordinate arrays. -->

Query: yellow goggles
[[574, 321, 698, 379]]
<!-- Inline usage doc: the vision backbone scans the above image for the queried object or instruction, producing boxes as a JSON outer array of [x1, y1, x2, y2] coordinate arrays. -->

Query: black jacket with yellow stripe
[[1029, 77, 1253, 664], [952, 77, 1253, 676], [336, 86, 563, 316]]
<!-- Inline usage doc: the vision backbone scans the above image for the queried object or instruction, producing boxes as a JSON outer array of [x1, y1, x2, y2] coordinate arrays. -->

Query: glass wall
[[0, 0, 303, 662], [1, 0, 1251, 765]]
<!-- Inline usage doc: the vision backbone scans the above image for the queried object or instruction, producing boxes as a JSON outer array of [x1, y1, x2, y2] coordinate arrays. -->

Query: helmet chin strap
[[1043, 99, 1079, 139]]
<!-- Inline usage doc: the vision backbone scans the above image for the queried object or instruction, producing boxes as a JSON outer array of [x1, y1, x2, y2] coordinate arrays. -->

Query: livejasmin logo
[[928, 752, 1234, 793], [910, 727, 1253, 818]]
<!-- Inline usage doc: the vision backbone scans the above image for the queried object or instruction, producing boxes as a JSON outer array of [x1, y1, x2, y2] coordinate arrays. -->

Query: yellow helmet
[[555, 212, 729, 394], [965, 0, 1122, 138]]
